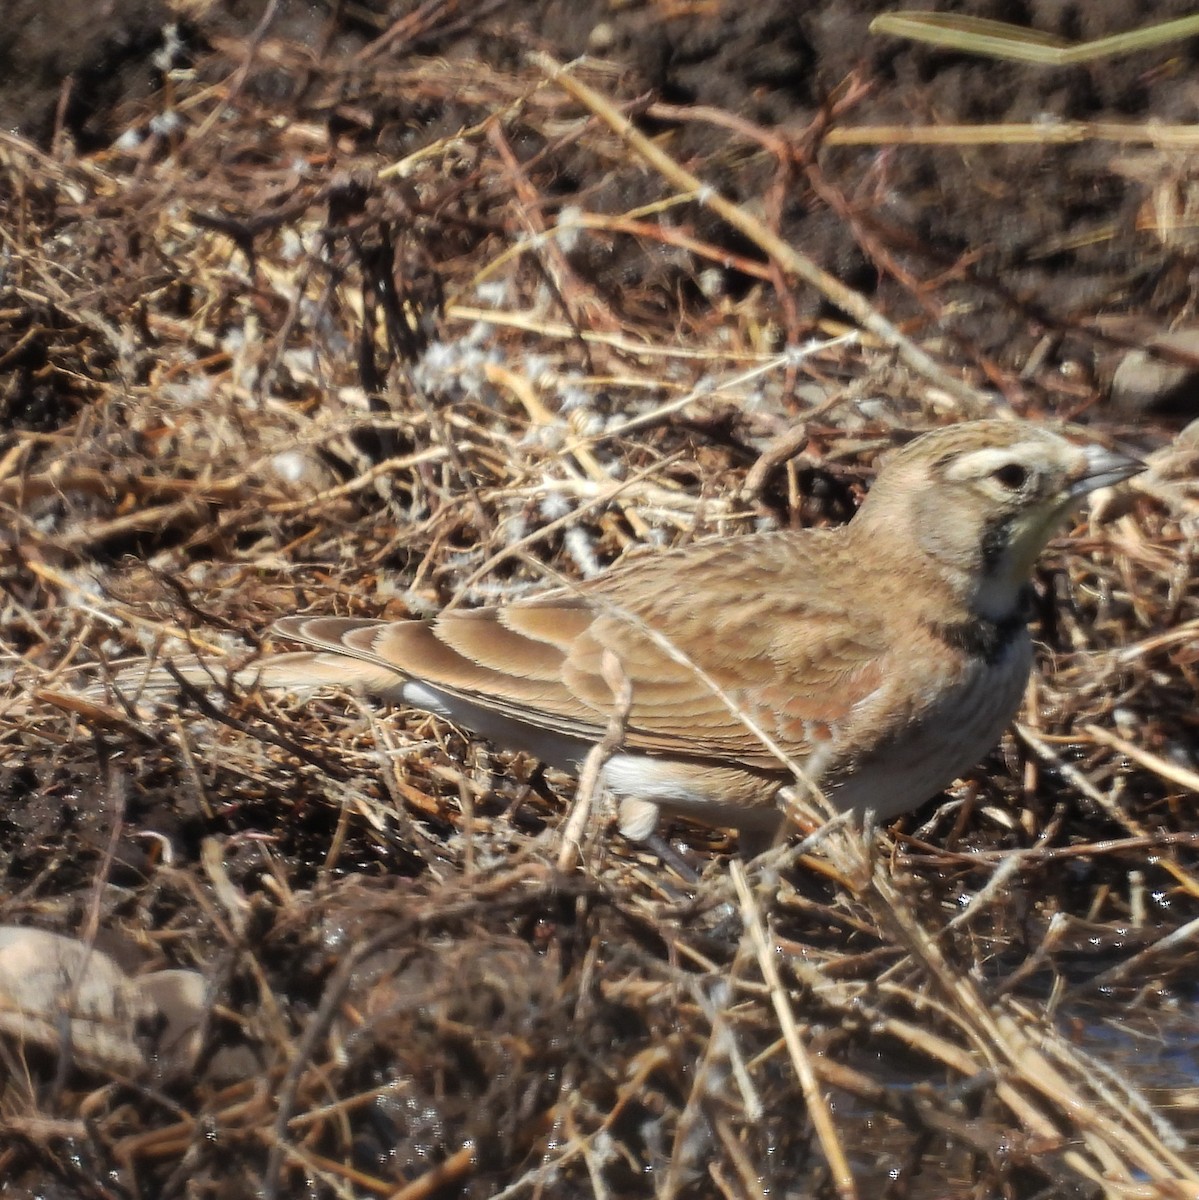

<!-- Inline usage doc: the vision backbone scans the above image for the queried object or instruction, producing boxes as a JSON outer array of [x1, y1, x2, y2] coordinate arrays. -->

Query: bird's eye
[[991, 463, 1028, 490]]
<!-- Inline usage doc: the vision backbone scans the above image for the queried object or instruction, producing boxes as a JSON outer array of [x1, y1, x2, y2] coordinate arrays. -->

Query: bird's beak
[[1069, 444, 1145, 498]]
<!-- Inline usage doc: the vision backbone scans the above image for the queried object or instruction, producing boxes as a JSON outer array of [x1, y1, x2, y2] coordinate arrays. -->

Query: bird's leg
[[641, 834, 701, 883], [500, 761, 554, 828], [617, 796, 699, 882]]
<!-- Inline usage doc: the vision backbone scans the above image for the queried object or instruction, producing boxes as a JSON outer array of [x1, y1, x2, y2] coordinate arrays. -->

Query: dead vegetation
[[1, 15, 1199, 1200]]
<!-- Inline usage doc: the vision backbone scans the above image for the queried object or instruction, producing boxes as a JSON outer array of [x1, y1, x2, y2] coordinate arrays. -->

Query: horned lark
[[237, 420, 1140, 851]]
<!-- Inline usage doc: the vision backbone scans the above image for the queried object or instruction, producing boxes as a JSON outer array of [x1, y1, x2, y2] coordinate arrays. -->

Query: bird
[[185, 419, 1138, 858], [91, 420, 1137, 859]]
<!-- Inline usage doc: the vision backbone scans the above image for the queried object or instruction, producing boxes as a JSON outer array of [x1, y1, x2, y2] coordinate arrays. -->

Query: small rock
[[0, 927, 206, 1077], [0, 927, 153, 1074]]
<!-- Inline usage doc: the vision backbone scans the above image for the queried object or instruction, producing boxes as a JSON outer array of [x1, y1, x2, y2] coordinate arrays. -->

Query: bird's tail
[[100, 652, 351, 701]]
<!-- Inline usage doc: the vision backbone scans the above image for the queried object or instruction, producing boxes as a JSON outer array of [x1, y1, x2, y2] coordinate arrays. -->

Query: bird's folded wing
[[274, 583, 890, 771]]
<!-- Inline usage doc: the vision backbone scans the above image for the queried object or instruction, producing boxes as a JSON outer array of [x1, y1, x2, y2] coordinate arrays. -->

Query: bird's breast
[[827, 628, 1033, 820]]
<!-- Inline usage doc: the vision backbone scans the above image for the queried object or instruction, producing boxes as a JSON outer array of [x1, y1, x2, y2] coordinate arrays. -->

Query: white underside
[[599, 756, 782, 831], [402, 633, 1033, 839]]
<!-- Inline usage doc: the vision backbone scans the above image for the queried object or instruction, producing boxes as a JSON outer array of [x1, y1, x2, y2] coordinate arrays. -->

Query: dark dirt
[[8, 0, 1199, 379], [3, 1, 1199, 1197]]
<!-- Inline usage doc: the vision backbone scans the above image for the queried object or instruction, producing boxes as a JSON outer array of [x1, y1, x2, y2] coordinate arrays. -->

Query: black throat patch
[[980, 514, 1016, 573], [927, 589, 1032, 666]]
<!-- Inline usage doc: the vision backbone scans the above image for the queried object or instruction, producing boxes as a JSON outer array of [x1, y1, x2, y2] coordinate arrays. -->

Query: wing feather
[[271, 531, 896, 770]]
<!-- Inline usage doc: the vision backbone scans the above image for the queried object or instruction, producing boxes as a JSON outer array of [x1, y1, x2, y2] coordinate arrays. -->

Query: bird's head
[[853, 420, 1143, 620]]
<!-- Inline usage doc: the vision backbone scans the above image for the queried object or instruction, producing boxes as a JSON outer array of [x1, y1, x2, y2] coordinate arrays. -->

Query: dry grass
[[1, 32, 1198, 1200]]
